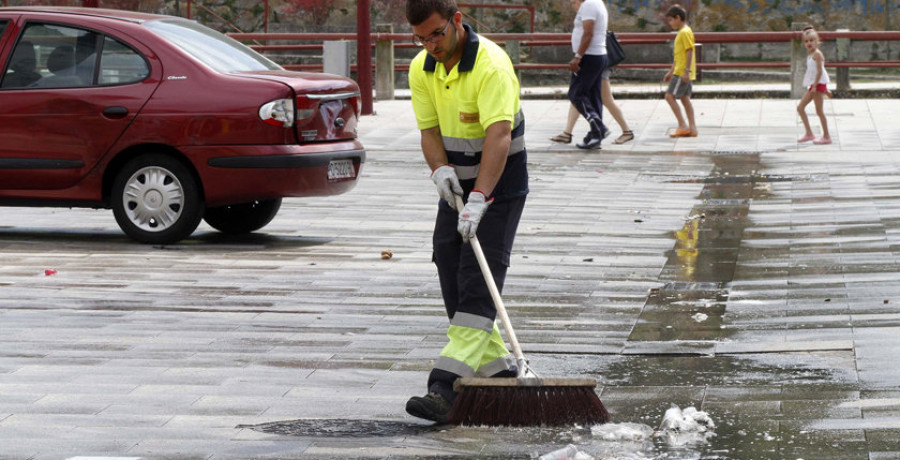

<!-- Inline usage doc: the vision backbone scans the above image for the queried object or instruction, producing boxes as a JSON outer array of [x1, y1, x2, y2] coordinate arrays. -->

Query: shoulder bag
[[606, 30, 626, 67]]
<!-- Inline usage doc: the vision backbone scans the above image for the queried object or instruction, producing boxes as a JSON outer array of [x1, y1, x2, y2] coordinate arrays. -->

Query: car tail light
[[295, 95, 318, 127], [259, 98, 295, 127]]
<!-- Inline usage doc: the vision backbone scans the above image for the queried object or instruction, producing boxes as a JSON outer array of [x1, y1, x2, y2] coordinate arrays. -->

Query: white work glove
[[458, 191, 493, 241], [431, 165, 463, 210]]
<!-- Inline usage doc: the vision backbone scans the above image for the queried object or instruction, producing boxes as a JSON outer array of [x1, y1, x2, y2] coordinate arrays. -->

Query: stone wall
[[671, 0, 897, 33], [225, 0, 899, 86]]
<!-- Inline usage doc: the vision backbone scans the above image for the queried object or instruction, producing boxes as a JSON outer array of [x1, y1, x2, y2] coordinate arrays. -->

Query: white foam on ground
[[655, 405, 717, 446], [591, 422, 655, 441]]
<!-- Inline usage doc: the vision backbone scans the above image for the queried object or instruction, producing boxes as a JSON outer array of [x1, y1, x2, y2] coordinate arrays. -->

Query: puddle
[[237, 418, 440, 438], [589, 150, 866, 459], [596, 352, 852, 388], [237, 401, 820, 460], [667, 173, 827, 185], [631, 152, 764, 343]]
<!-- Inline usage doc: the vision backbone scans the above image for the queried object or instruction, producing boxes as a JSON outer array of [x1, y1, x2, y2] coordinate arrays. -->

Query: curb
[[393, 87, 900, 100]]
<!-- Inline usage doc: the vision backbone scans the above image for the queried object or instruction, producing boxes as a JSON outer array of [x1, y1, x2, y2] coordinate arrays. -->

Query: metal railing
[[229, 29, 900, 99], [230, 30, 900, 71]]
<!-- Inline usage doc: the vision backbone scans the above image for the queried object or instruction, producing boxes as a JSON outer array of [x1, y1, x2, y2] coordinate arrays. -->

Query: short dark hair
[[666, 4, 687, 21], [406, 0, 458, 26]]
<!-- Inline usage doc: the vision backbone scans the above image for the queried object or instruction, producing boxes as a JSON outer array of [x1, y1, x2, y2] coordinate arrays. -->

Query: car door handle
[[102, 106, 129, 119]]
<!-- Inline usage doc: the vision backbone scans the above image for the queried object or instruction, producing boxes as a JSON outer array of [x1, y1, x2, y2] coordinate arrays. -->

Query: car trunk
[[240, 70, 360, 144]]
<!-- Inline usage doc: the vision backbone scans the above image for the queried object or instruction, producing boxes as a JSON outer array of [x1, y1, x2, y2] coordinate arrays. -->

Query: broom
[[446, 195, 611, 427]]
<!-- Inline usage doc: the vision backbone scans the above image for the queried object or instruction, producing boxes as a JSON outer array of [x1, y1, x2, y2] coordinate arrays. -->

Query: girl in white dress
[[797, 27, 833, 145]]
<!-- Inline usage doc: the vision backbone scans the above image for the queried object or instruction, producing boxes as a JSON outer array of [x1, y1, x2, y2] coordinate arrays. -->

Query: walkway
[[1, 98, 899, 459]]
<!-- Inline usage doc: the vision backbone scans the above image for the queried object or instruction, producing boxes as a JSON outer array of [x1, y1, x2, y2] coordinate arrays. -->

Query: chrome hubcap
[[122, 166, 184, 232]]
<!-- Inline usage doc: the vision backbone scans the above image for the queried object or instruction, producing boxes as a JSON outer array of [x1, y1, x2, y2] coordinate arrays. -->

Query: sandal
[[550, 131, 573, 144], [613, 130, 634, 144]]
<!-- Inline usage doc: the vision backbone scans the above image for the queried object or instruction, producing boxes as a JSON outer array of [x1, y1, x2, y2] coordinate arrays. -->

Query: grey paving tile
[[716, 339, 853, 354], [3, 98, 900, 458], [705, 385, 783, 402]]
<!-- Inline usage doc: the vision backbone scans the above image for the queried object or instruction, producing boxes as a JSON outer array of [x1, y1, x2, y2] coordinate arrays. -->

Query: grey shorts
[[666, 77, 692, 98]]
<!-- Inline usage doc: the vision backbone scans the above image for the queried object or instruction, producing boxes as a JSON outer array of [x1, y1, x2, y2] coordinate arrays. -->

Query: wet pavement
[[2, 98, 900, 459]]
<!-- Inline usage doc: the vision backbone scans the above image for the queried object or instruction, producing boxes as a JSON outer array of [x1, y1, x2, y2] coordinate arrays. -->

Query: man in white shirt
[[567, 0, 609, 149]]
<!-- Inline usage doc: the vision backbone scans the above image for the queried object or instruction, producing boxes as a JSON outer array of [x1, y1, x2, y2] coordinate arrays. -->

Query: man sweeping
[[404, 0, 529, 423]]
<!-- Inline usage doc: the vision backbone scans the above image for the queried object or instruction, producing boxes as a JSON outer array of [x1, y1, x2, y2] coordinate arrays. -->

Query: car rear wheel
[[203, 198, 282, 234], [112, 154, 203, 244]]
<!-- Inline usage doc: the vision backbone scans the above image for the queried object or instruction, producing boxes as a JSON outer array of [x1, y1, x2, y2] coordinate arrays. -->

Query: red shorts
[[809, 84, 828, 93]]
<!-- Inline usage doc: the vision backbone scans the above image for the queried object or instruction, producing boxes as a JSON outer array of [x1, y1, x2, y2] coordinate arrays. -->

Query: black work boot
[[406, 392, 451, 423]]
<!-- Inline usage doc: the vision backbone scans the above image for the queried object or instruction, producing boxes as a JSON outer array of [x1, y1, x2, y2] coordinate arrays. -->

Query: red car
[[0, 7, 365, 244]]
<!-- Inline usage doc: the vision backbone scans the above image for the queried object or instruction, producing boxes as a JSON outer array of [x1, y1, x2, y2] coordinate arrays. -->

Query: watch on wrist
[[574, 53, 582, 59]]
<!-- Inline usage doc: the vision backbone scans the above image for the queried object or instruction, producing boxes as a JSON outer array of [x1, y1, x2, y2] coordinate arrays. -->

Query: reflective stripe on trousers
[[433, 312, 514, 378]]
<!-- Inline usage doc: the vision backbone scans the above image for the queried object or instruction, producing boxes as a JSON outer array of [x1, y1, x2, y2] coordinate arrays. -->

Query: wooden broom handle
[[455, 195, 527, 364]]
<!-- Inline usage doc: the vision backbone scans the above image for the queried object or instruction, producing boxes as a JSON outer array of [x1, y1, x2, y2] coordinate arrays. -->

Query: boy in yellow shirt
[[663, 4, 697, 137]]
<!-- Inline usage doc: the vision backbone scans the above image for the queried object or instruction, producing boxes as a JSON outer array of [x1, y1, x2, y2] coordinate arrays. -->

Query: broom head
[[447, 377, 611, 427]]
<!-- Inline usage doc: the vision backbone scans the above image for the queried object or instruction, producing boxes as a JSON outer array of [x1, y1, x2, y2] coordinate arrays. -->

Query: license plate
[[327, 159, 355, 180]]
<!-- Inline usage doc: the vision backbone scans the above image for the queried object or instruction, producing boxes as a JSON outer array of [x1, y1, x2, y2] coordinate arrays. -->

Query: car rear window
[[99, 36, 150, 85], [143, 19, 280, 73]]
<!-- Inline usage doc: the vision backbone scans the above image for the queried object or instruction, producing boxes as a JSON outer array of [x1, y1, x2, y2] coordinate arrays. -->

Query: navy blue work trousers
[[567, 53, 610, 137], [427, 194, 526, 400]]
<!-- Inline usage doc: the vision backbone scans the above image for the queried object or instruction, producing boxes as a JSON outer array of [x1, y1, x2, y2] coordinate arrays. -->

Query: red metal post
[[264, 0, 269, 34], [187, 0, 192, 20], [357, 0, 373, 115], [82, 0, 99, 6], [529, 6, 534, 34]]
